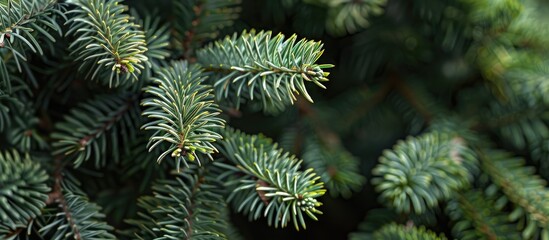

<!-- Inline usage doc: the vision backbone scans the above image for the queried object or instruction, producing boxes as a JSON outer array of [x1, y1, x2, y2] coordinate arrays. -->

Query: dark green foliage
[[302, 135, 365, 198], [37, 179, 116, 240], [446, 190, 522, 240], [306, 0, 387, 36], [142, 61, 224, 170], [52, 93, 141, 168], [120, 133, 170, 192], [135, 11, 170, 64], [197, 30, 333, 113], [484, 94, 549, 150], [348, 208, 399, 240], [129, 168, 228, 239], [372, 132, 477, 214], [4, 103, 47, 151], [172, 0, 240, 58], [479, 149, 549, 236], [215, 128, 326, 230], [463, 0, 522, 31], [0, 0, 63, 124], [278, 122, 366, 198], [369, 223, 448, 240], [349, 208, 445, 239], [0, 0, 63, 70], [0, 150, 49, 233]]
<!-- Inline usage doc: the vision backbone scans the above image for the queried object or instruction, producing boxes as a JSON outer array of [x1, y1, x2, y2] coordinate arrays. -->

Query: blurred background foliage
[[219, 0, 549, 238]]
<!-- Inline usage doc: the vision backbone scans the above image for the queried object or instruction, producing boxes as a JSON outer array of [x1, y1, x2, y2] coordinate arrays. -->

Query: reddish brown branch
[[77, 95, 137, 150], [224, 107, 242, 118], [4, 220, 27, 238], [256, 179, 271, 205], [182, 3, 204, 62], [59, 194, 81, 240], [45, 157, 82, 240]]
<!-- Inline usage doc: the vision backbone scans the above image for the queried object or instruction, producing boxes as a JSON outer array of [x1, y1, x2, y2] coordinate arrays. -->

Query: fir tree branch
[[372, 132, 477, 214], [197, 29, 333, 113], [4, 225, 24, 239], [0, 0, 63, 61], [215, 127, 326, 230], [302, 135, 365, 198], [129, 168, 229, 239], [1, 100, 47, 151], [132, 9, 170, 66], [44, 157, 82, 240], [52, 93, 141, 168], [481, 97, 549, 151], [174, 0, 240, 61], [478, 149, 549, 228], [142, 61, 225, 170], [66, 0, 148, 87], [305, 0, 387, 36], [0, 0, 63, 100], [39, 157, 115, 239], [0, 150, 49, 231], [447, 191, 521, 240], [372, 223, 448, 240], [76, 96, 136, 149], [184, 177, 203, 239], [45, 157, 63, 206]]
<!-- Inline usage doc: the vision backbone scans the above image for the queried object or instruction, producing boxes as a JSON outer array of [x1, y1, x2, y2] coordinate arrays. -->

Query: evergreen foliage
[[2, 0, 549, 239], [142, 61, 224, 169], [446, 190, 522, 240], [197, 30, 332, 113], [66, 0, 148, 87], [372, 132, 476, 214], [302, 135, 365, 198], [37, 177, 116, 240], [51, 93, 141, 167], [172, 0, 240, 59], [368, 223, 448, 240], [129, 168, 229, 239], [0, 150, 49, 232], [215, 128, 325, 230]]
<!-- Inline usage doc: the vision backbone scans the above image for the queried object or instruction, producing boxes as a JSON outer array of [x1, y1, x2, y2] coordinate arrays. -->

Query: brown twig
[[77, 95, 137, 150], [224, 107, 242, 118], [4, 220, 28, 238], [256, 179, 271, 205], [45, 157, 82, 240], [181, 3, 204, 62]]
